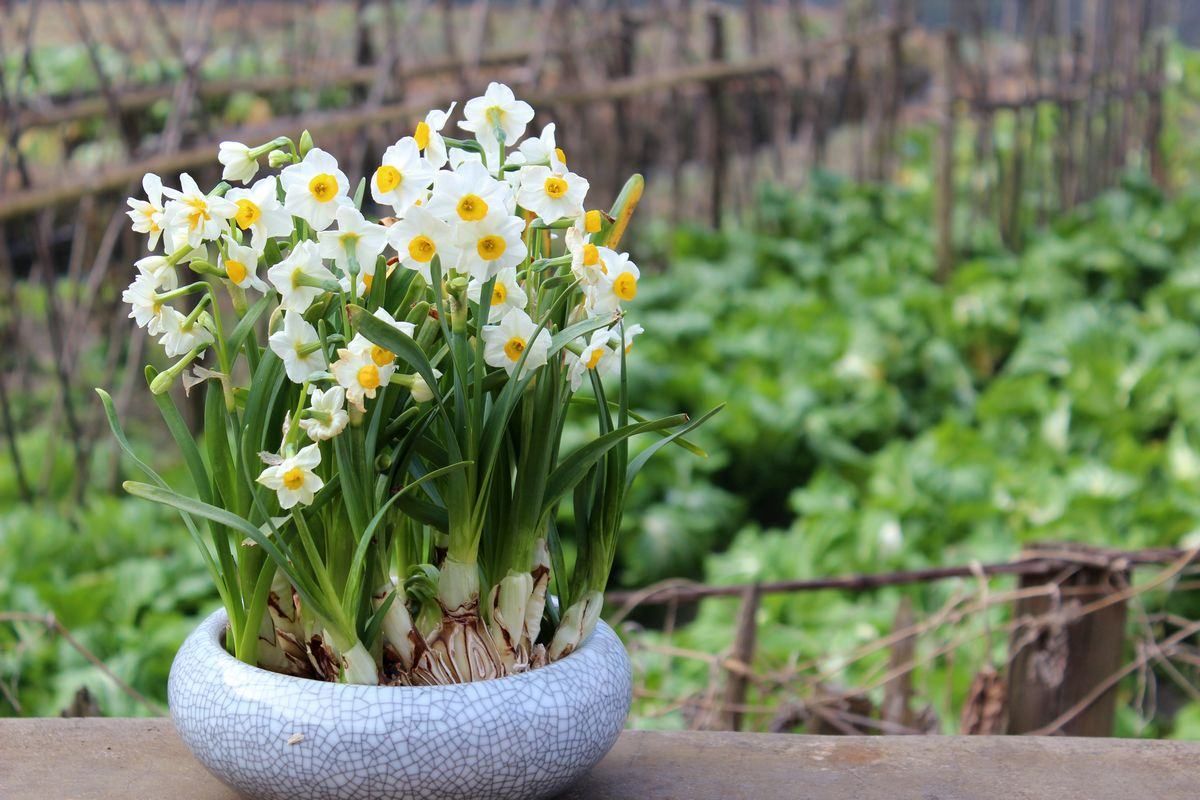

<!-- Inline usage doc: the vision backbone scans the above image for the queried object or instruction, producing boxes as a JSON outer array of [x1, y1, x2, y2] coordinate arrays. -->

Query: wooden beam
[[3, 719, 1200, 799]]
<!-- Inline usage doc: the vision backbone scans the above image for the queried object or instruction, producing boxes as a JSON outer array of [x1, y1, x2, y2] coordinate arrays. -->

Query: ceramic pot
[[168, 609, 631, 800]]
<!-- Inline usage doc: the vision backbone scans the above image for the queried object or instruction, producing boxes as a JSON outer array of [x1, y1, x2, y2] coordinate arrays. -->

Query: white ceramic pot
[[169, 609, 631, 800]]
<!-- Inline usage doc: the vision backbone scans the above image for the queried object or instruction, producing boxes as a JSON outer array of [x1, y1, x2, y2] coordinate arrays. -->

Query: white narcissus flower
[[386, 205, 458, 282], [318, 205, 388, 293], [504, 123, 565, 187], [482, 308, 551, 376], [218, 141, 259, 184], [346, 307, 415, 369], [134, 255, 178, 291], [331, 346, 396, 412], [585, 249, 640, 317], [565, 227, 605, 286], [459, 82, 534, 151], [425, 160, 513, 224], [269, 311, 325, 384], [516, 164, 588, 225], [257, 443, 324, 509], [126, 173, 166, 251], [299, 386, 349, 441], [158, 306, 214, 357], [410, 368, 442, 403], [222, 236, 269, 294], [414, 102, 456, 168], [467, 267, 527, 315], [280, 148, 350, 231], [452, 210, 528, 281], [615, 322, 645, 354], [567, 328, 619, 391], [161, 173, 238, 249], [267, 240, 336, 313], [371, 137, 435, 215], [122, 275, 168, 335], [226, 177, 292, 249]]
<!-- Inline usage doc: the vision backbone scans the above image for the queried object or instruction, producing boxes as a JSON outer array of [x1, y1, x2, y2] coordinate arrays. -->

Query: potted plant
[[100, 82, 717, 800]]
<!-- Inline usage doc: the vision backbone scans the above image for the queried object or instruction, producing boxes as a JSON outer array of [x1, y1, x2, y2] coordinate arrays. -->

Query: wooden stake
[[1006, 542, 1130, 736], [934, 29, 958, 283]]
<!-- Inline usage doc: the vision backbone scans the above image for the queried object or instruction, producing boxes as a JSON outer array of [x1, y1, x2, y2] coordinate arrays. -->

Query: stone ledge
[[1, 718, 1198, 799]]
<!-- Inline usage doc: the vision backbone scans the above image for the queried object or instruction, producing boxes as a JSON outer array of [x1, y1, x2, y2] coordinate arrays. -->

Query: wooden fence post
[[934, 29, 958, 284], [721, 583, 760, 731], [1006, 543, 1130, 736], [706, 9, 728, 229]]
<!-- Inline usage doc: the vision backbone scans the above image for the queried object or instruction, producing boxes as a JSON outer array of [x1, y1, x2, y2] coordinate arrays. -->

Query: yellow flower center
[[308, 173, 339, 203], [614, 271, 637, 301], [584, 210, 602, 233], [185, 199, 210, 231], [554, 147, 567, 165], [370, 345, 394, 367], [282, 467, 305, 491], [586, 347, 605, 370], [414, 120, 431, 150], [491, 283, 507, 306], [375, 165, 402, 194], [477, 234, 506, 261], [543, 176, 568, 199], [457, 194, 489, 221], [582, 243, 599, 267], [235, 199, 261, 230], [225, 259, 248, 284], [362, 273, 374, 291], [357, 363, 381, 390], [408, 235, 436, 263], [503, 336, 526, 362]]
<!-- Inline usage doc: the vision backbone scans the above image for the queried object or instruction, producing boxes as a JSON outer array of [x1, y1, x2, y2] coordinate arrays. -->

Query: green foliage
[[618, 171, 1200, 734]]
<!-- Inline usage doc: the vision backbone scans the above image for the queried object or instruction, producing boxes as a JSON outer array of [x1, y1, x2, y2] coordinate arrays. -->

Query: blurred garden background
[[8, 0, 1200, 738]]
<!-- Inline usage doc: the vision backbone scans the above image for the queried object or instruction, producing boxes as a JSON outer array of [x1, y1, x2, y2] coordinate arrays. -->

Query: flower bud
[[298, 130, 314, 158], [268, 149, 292, 168]]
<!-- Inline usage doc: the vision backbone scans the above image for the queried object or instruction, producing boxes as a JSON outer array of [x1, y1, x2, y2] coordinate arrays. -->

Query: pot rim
[[186, 607, 614, 693]]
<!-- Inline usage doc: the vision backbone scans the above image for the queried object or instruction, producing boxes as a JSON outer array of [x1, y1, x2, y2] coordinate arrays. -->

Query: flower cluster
[[122, 81, 645, 510]]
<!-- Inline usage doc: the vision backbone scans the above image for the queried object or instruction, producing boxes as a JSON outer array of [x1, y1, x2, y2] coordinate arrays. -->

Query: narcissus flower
[[218, 141, 259, 184], [226, 177, 292, 249], [134, 255, 178, 291], [318, 206, 388, 295], [468, 267, 527, 315], [414, 101, 456, 169], [585, 249, 639, 317], [267, 240, 337, 313], [269, 311, 325, 384], [516, 164, 588, 225], [410, 368, 442, 403], [615, 322, 644, 353], [347, 307, 415, 370], [566, 227, 605, 286], [567, 328, 619, 391], [386, 205, 458, 281], [371, 137, 435, 215], [452, 210, 528, 280], [425, 160, 512, 225], [482, 308, 550, 376], [459, 82, 534, 151], [122, 275, 169, 335], [299, 386, 349, 441], [331, 346, 396, 411], [158, 306, 214, 357], [257, 444, 324, 509], [126, 173, 166, 251], [221, 237, 268, 293], [162, 173, 237, 249], [280, 148, 350, 231]]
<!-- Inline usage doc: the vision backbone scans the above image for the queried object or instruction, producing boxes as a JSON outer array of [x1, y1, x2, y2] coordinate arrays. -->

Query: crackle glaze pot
[[168, 609, 632, 800]]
